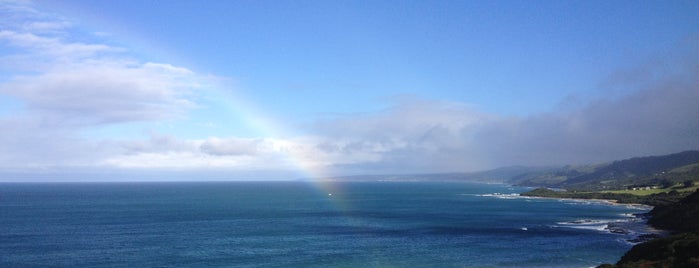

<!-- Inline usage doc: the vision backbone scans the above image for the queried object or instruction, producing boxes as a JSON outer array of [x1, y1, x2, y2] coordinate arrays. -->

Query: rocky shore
[[601, 190, 698, 267], [522, 188, 699, 267]]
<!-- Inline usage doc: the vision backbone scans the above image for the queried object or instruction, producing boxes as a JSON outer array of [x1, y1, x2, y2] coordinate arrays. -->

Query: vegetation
[[597, 190, 699, 268], [602, 183, 699, 196], [515, 151, 699, 268], [599, 233, 699, 268], [520, 188, 689, 207], [648, 189, 699, 233], [512, 151, 699, 191]]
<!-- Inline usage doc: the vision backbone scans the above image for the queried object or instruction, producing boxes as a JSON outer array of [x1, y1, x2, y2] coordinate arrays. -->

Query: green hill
[[514, 151, 699, 191]]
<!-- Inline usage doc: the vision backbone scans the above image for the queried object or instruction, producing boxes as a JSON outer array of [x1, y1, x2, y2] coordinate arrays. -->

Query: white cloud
[[0, 1, 205, 128], [103, 152, 248, 169], [22, 21, 71, 32], [1, 60, 198, 125], [303, 61, 699, 174], [199, 137, 265, 156], [119, 135, 197, 154], [0, 30, 121, 61], [0, 0, 696, 179], [0, 1, 207, 171], [102, 136, 288, 171], [306, 99, 492, 173], [0, 117, 110, 169]]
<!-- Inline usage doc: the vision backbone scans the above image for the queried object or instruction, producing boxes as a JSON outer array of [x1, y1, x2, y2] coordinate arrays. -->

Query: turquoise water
[[0, 181, 649, 267]]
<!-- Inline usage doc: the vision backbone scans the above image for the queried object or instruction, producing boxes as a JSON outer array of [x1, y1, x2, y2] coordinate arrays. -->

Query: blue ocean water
[[0, 181, 650, 267]]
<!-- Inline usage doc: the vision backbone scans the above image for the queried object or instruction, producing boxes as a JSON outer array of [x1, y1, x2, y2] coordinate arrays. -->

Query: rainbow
[[47, 1, 349, 199], [204, 90, 368, 220], [204, 87, 347, 200]]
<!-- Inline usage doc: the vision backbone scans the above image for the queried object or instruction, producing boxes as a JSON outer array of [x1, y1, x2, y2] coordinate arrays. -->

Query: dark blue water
[[0, 181, 648, 267]]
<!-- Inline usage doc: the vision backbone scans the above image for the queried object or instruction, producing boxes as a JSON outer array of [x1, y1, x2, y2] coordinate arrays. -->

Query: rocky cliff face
[[600, 190, 699, 268]]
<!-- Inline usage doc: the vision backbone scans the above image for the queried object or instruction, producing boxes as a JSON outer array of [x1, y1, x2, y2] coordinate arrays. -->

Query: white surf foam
[[475, 193, 524, 199]]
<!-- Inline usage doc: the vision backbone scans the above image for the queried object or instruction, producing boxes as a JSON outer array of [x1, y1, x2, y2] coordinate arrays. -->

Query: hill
[[320, 151, 699, 192], [513, 151, 699, 191], [505, 151, 699, 268]]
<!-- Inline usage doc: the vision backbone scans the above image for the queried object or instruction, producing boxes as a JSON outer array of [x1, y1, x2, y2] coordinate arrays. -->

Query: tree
[[683, 180, 695, 188], [661, 179, 674, 188]]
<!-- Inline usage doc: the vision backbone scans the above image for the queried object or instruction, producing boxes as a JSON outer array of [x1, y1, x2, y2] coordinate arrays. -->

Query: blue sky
[[1, 0, 698, 180]]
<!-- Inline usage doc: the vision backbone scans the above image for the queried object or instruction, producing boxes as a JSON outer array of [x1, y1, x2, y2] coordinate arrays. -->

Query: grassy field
[[602, 183, 699, 196]]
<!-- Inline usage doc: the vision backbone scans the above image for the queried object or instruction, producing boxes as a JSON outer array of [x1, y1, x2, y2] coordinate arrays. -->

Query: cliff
[[599, 190, 699, 267]]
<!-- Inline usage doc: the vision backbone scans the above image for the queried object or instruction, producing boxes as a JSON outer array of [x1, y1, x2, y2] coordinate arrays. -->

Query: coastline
[[508, 192, 663, 243], [533, 195, 653, 210], [480, 189, 662, 246], [522, 187, 699, 267], [518, 187, 687, 207]]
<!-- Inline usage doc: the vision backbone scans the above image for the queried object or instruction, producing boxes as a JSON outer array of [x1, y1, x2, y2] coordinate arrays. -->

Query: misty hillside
[[513, 150, 699, 190], [322, 150, 699, 191]]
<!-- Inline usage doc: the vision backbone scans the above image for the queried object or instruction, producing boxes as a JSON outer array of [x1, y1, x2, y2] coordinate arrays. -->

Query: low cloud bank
[[308, 71, 699, 174]]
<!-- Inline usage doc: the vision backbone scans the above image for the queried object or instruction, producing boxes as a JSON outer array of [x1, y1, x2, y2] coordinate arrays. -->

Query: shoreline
[[511, 191, 666, 244], [517, 187, 688, 207], [495, 188, 655, 209], [534, 195, 654, 210], [489, 185, 698, 266]]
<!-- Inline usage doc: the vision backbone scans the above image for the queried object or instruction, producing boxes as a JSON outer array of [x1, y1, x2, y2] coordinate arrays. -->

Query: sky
[[0, 0, 698, 181]]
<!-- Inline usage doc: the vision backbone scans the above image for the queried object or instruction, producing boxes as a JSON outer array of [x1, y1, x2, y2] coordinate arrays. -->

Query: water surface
[[0, 181, 648, 267]]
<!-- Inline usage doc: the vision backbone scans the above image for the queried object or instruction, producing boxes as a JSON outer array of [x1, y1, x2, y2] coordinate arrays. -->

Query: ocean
[[0, 181, 651, 267]]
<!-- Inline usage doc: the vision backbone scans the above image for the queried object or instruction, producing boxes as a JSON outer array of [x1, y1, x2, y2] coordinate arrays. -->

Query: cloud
[[101, 136, 291, 171], [22, 21, 71, 32], [471, 55, 699, 167], [307, 99, 491, 173], [0, 1, 207, 170], [199, 137, 266, 156], [119, 134, 197, 154], [3, 70, 695, 176], [306, 60, 699, 174], [0, 0, 696, 179], [0, 28, 200, 127], [0, 0, 207, 128], [0, 1, 46, 29], [0, 30, 118, 58], [1, 60, 198, 125], [0, 117, 110, 169]]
